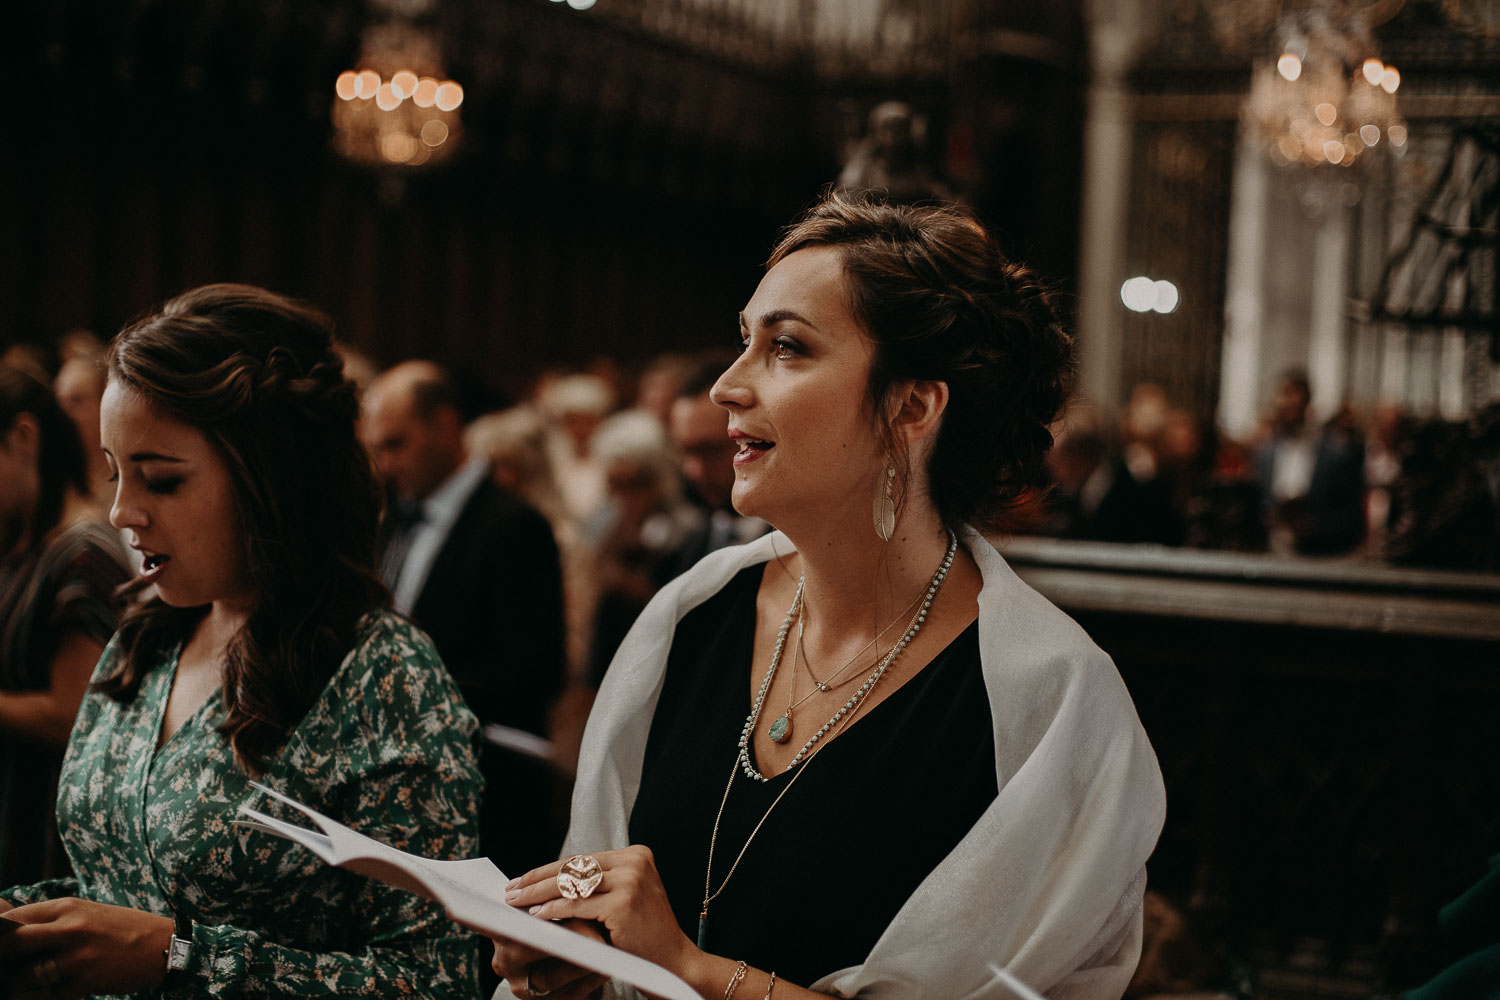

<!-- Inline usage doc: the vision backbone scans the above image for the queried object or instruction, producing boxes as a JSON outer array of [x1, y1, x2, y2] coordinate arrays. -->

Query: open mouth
[[737, 438, 773, 455], [140, 553, 171, 578]]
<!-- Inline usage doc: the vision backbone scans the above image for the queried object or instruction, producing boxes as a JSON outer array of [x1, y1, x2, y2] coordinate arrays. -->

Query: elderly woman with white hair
[[581, 410, 702, 687]]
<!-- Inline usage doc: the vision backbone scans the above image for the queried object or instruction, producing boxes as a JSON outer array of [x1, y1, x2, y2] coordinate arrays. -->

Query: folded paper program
[[235, 783, 699, 1000]]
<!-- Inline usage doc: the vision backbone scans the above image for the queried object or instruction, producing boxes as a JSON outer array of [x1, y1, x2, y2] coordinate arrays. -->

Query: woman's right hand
[[491, 920, 607, 1000]]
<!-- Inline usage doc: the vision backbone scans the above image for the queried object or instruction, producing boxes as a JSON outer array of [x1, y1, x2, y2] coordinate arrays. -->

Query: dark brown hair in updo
[[768, 189, 1074, 534], [95, 283, 387, 774]]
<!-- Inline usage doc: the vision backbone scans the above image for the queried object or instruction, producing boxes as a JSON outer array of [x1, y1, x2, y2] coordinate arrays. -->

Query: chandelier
[[1245, 9, 1405, 169], [332, 21, 464, 169]]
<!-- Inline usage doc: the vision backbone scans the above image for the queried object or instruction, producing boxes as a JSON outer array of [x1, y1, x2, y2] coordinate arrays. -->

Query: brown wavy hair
[[768, 190, 1075, 533], [0, 366, 91, 556], [94, 283, 387, 774]]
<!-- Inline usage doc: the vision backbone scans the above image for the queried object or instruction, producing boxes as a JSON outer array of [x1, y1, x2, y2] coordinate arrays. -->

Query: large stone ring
[[33, 957, 64, 988], [556, 854, 604, 900], [526, 971, 554, 998]]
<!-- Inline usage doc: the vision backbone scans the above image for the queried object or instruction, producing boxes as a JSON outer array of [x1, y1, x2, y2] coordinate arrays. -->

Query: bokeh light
[[391, 70, 418, 100], [435, 81, 463, 111]]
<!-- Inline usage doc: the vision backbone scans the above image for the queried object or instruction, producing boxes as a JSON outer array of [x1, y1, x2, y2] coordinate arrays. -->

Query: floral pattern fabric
[[1, 610, 483, 999]]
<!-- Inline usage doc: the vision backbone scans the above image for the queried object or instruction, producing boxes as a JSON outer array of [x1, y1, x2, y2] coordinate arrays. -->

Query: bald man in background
[[362, 360, 565, 870]]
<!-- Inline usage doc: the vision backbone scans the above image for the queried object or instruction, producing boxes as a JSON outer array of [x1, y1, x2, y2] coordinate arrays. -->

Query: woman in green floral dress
[[0, 285, 483, 999]]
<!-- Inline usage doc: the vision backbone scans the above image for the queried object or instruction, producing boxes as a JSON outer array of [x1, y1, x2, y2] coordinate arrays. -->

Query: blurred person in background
[[1364, 402, 1405, 553], [467, 406, 575, 552], [1254, 371, 1365, 556], [538, 373, 615, 526], [52, 336, 113, 502], [1090, 382, 1184, 545], [1039, 404, 1111, 539], [363, 360, 567, 873], [667, 354, 770, 575], [0, 343, 52, 384], [582, 409, 701, 688], [1383, 403, 1500, 572], [0, 367, 130, 887], [466, 405, 593, 752], [633, 352, 693, 427]]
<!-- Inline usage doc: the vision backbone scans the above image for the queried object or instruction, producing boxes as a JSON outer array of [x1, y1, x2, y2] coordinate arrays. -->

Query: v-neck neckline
[[152, 641, 224, 760]]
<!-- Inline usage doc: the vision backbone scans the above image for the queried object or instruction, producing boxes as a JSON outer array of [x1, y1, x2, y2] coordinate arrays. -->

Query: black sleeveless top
[[627, 564, 998, 988]]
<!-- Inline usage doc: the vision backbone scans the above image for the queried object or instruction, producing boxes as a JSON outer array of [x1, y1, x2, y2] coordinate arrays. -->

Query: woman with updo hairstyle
[[492, 192, 1165, 1000], [0, 284, 482, 999]]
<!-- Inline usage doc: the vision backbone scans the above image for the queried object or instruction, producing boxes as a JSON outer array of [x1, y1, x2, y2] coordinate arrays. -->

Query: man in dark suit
[[1254, 371, 1366, 555], [362, 361, 565, 869]]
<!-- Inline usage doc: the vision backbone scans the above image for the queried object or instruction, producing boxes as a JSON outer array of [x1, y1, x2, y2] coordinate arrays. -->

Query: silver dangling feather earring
[[873, 462, 896, 541]]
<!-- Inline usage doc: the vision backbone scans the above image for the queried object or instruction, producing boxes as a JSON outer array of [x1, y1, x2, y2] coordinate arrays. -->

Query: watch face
[[168, 936, 191, 971]]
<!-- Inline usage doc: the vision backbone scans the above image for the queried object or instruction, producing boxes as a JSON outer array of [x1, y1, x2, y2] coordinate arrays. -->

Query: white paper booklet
[[237, 782, 701, 1000]]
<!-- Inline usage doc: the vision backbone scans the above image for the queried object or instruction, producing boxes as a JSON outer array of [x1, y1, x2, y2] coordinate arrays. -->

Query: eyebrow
[[740, 309, 816, 331], [126, 451, 185, 463]]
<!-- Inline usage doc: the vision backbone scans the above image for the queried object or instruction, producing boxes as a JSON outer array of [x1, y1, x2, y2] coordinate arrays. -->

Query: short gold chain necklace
[[768, 586, 929, 745]]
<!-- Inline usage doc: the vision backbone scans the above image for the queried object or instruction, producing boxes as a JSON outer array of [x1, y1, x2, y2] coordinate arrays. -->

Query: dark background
[[2, 0, 1085, 402]]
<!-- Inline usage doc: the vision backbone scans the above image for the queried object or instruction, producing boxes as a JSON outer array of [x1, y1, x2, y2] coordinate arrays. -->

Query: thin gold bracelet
[[763, 971, 778, 999], [723, 960, 749, 1000]]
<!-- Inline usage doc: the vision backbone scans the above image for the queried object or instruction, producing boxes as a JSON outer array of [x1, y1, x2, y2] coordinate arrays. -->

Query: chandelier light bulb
[[1362, 58, 1385, 86], [380, 132, 418, 163], [1360, 124, 1381, 146], [1381, 67, 1400, 94], [1277, 53, 1303, 81], [434, 81, 463, 111], [1324, 139, 1346, 164], [332, 22, 463, 170], [1315, 102, 1338, 126], [391, 70, 418, 99], [1388, 123, 1408, 146], [375, 82, 401, 111]]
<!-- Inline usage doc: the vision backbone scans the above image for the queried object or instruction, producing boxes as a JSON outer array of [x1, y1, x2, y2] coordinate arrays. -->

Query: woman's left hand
[[505, 846, 704, 983], [0, 897, 174, 1000]]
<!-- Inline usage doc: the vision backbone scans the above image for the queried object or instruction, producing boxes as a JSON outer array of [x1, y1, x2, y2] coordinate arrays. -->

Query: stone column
[[1217, 126, 1272, 440], [1076, 0, 1151, 420]]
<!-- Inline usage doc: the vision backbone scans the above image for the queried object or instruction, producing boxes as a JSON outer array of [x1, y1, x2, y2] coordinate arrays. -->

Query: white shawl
[[552, 528, 1165, 1000]]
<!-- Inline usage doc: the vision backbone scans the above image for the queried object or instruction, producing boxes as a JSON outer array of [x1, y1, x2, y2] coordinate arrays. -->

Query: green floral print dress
[[0, 610, 483, 999]]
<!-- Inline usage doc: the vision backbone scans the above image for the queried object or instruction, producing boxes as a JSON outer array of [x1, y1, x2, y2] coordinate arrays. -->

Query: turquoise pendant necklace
[[737, 530, 958, 782]]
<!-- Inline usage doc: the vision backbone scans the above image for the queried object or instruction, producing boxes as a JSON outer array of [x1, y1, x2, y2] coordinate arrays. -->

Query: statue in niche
[[838, 101, 954, 203]]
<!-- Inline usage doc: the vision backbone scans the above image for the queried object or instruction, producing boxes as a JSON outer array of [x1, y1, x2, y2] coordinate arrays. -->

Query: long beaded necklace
[[697, 532, 958, 948]]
